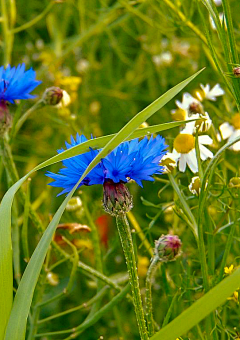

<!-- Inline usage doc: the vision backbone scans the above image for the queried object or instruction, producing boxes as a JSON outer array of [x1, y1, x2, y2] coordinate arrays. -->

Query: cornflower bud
[[103, 180, 133, 216], [42, 86, 63, 105], [154, 234, 182, 262]]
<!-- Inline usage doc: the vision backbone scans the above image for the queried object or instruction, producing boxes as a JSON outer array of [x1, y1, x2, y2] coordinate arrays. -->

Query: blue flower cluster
[[47, 133, 168, 196], [0, 64, 41, 103]]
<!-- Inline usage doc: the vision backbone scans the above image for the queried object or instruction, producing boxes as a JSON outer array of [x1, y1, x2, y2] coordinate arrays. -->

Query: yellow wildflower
[[224, 264, 234, 275], [138, 256, 150, 277]]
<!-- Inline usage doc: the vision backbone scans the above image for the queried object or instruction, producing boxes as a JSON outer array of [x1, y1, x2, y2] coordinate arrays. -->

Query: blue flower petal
[[0, 63, 41, 103], [46, 134, 168, 196]]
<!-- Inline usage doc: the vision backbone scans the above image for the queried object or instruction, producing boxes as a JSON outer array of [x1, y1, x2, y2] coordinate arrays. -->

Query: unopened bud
[[42, 87, 63, 105], [229, 177, 240, 197], [46, 272, 59, 286], [229, 177, 240, 188], [233, 67, 240, 78], [66, 196, 82, 212], [189, 101, 204, 114], [154, 234, 182, 262], [103, 180, 133, 216]]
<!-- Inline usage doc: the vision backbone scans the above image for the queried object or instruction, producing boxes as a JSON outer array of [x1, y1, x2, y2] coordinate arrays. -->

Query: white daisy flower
[[171, 93, 202, 120], [196, 84, 225, 101], [173, 127, 213, 173], [219, 113, 240, 151]]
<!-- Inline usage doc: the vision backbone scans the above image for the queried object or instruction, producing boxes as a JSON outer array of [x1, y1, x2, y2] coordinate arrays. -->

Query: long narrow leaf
[[150, 267, 240, 340]]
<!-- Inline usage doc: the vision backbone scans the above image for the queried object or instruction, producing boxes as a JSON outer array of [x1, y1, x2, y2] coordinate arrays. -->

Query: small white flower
[[171, 93, 201, 120], [175, 93, 200, 111], [152, 52, 173, 66], [219, 113, 240, 151], [197, 84, 225, 101], [56, 90, 71, 108], [173, 128, 213, 173]]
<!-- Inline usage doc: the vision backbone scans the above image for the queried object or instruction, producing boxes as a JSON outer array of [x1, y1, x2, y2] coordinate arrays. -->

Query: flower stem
[[145, 257, 159, 337], [116, 214, 149, 340], [168, 173, 198, 239]]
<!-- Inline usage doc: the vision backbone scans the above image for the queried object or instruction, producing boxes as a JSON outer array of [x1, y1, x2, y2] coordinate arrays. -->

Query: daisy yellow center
[[172, 108, 187, 121], [174, 134, 195, 153], [231, 113, 240, 129]]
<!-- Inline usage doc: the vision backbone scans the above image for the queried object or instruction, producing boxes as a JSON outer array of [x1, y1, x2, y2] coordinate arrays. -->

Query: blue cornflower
[[0, 63, 41, 103], [46, 133, 168, 196]]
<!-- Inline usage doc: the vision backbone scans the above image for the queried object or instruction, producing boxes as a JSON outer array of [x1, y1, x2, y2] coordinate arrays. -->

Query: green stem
[[0, 0, 13, 64], [37, 286, 108, 324], [217, 220, 236, 284], [116, 214, 149, 340], [13, 100, 44, 137], [145, 257, 159, 337], [83, 198, 103, 274], [35, 284, 130, 339], [10, 1, 55, 34], [168, 173, 198, 238]]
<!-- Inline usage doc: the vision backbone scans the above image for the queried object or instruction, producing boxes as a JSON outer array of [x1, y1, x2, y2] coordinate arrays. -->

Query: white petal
[[232, 141, 240, 151], [198, 135, 213, 145], [219, 122, 234, 140], [172, 149, 180, 157], [179, 155, 187, 172], [186, 151, 198, 173], [229, 130, 240, 151], [175, 100, 185, 110], [209, 84, 224, 97], [199, 144, 213, 160], [216, 132, 222, 142], [183, 121, 195, 135]]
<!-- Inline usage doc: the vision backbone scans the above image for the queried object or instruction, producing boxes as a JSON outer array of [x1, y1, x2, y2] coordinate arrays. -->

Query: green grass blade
[[150, 267, 240, 340], [0, 69, 203, 340]]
